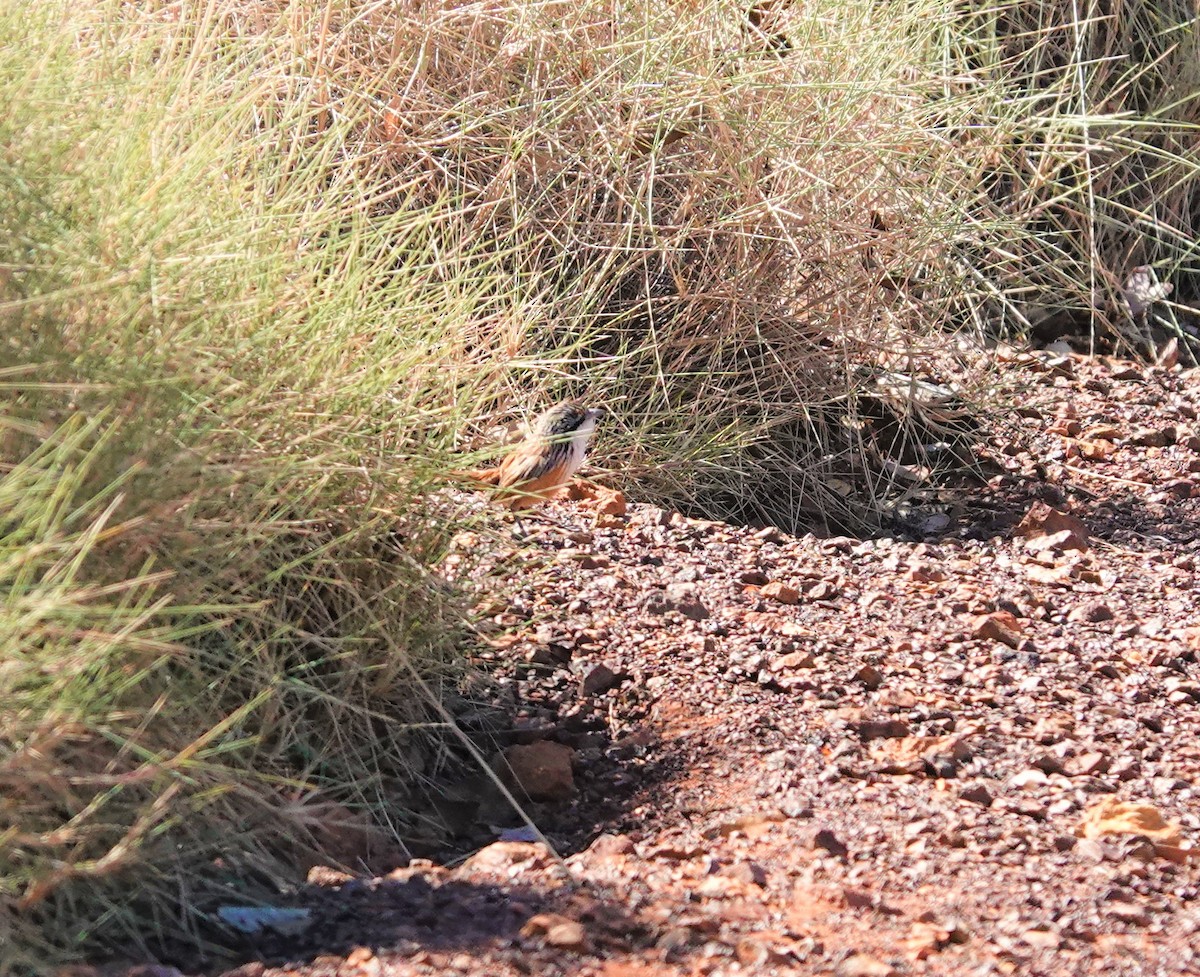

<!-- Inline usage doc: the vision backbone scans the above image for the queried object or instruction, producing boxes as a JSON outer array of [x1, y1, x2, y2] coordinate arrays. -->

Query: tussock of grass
[[1, 406, 463, 965], [2, 0, 1197, 967], [1, 3, 474, 965], [936, 0, 1200, 353]]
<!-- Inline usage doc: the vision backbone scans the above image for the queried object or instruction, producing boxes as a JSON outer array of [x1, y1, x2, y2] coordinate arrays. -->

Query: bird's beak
[[587, 407, 607, 421]]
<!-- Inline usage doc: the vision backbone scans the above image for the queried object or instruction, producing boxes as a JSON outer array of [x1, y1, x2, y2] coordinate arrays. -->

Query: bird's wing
[[496, 444, 555, 488]]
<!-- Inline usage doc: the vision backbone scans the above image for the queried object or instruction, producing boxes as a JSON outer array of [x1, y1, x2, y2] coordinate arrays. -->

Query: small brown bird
[[459, 401, 605, 510]]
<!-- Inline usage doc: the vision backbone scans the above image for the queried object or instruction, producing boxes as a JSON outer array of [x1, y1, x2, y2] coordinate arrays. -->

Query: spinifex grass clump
[[189, 0, 1200, 526], [932, 0, 1200, 355], [0, 407, 470, 968], [0, 3, 479, 967], [186, 0, 1020, 530]]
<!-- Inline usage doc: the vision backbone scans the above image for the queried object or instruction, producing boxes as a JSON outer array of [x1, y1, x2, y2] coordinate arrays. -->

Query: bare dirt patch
[[85, 352, 1200, 977]]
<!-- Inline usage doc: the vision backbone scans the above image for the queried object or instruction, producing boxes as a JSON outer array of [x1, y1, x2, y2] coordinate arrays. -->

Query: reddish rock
[[958, 785, 994, 807], [587, 833, 636, 857], [971, 611, 1023, 648], [580, 662, 622, 696], [836, 953, 899, 977], [501, 742, 576, 801], [719, 860, 768, 887], [854, 665, 885, 690], [772, 650, 817, 670], [811, 828, 849, 858], [521, 913, 589, 951], [1065, 751, 1111, 776], [1014, 502, 1090, 551], [662, 583, 709, 619], [460, 841, 554, 874], [1067, 601, 1115, 623], [760, 581, 800, 604]]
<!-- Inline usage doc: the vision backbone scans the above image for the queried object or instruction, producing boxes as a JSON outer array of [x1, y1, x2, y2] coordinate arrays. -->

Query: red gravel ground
[[83, 349, 1200, 977]]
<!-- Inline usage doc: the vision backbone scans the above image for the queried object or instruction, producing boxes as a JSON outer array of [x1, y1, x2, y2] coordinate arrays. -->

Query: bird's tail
[[450, 467, 503, 486]]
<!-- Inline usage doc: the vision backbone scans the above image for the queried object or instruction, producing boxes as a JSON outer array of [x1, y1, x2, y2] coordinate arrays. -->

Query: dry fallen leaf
[[867, 735, 970, 776], [1078, 798, 1196, 862]]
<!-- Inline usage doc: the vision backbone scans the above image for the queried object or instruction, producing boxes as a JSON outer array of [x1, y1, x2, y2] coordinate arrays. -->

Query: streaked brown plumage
[[458, 402, 604, 510]]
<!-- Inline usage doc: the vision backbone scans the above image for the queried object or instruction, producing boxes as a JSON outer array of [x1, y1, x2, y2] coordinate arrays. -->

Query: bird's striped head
[[533, 401, 605, 439]]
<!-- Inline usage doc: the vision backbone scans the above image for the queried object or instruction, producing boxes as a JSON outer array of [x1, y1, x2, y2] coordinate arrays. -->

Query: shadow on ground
[[213, 871, 684, 976]]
